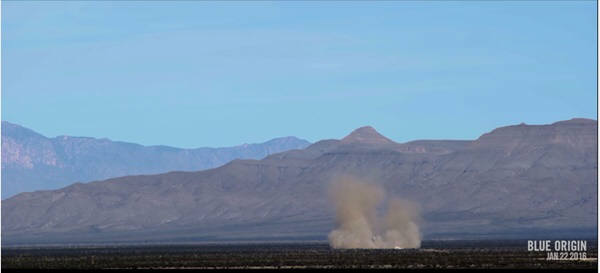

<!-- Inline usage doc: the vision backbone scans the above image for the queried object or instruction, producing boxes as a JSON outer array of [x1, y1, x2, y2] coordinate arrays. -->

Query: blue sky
[[2, 1, 597, 148]]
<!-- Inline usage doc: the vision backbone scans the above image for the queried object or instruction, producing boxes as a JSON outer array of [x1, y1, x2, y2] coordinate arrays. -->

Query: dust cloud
[[328, 176, 421, 249]]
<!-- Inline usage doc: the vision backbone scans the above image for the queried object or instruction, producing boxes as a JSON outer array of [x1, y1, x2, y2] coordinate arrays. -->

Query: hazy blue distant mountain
[[1, 121, 311, 199], [2, 119, 596, 244]]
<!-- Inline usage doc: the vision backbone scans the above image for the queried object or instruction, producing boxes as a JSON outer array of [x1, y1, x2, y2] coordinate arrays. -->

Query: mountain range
[[2, 118, 597, 245], [1, 121, 311, 199]]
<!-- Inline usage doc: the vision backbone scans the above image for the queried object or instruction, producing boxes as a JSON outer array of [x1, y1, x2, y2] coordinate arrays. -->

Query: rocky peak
[[341, 126, 396, 145]]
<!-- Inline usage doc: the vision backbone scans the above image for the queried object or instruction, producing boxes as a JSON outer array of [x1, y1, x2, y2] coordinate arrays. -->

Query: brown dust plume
[[328, 176, 421, 249]]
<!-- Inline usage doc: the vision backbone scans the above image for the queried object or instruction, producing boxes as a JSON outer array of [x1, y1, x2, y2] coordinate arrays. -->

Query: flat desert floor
[[2, 240, 597, 269]]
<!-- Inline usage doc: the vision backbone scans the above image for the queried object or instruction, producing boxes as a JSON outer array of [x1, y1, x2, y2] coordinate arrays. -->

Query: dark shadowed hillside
[[1, 121, 310, 198], [2, 119, 596, 244]]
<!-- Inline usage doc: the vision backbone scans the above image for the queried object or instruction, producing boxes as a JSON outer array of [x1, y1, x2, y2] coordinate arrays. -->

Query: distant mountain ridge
[[1, 121, 311, 198], [2, 118, 596, 245]]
